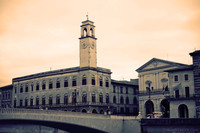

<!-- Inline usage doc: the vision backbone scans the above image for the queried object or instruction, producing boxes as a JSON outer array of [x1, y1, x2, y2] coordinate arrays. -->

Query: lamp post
[[74, 89, 79, 112]]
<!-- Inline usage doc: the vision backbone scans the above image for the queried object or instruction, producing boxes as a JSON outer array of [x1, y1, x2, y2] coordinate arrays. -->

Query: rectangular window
[[56, 82, 60, 88], [15, 87, 17, 94], [126, 87, 128, 94], [106, 81, 109, 87], [25, 86, 28, 92], [49, 83, 53, 89], [36, 84, 39, 91], [174, 75, 178, 82], [20, 86, 23, 93], [175, 90, 179, 98], [184, 74, 189, 81], [100, 80, 103, 87], [185, 87, 190, 98], [72, 80, 76, 86], [64, 81, 68, 87], [113, 86, 116, 93], [120, 87, 123, 94]]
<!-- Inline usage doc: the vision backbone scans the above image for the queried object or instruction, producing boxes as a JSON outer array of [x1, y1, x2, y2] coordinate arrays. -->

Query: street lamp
[[145, 80, 152, 99], [73, 89, 79, 112]]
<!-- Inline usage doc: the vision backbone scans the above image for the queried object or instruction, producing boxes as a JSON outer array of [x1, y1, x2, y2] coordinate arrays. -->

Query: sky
[[0, 0, 200, 87]]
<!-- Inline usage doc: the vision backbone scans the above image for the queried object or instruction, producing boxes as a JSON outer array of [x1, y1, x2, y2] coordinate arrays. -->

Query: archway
[[81, 109, 87, 113], [100, 109, 104, 114], [145, 100, 154, 117], [160, 99, 170, 118], [92, 109, 98, 114], [178, 104, 188, 118]]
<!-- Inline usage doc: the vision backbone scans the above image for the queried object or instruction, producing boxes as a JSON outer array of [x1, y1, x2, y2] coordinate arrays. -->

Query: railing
[[139, 89, 169, 95], [165, 94, 196, 100], [16, 102, 112, 109]]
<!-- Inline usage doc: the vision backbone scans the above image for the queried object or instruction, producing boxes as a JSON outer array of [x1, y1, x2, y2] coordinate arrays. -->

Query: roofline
[[13, 66, 112, 82], [111, 79, 138, 86]]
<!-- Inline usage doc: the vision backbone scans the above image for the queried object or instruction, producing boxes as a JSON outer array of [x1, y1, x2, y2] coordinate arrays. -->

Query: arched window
[[64, 77, 68, 87], [72, 77, 77, 86], [120, 96, 124, 104], [126, 97, 129, 104], [99, 77, 103, 87], [56, 95, 60, 105], [82, 92, 87, 103], [106, 94, 109, 103], [49, 79, 53, 89], [42, 80, 46, 90], [36, 82, 39, 91], [25, 97, 28, 107], [30, 97, 33, 106], [36, 96, 39, 106], [49, 96, 53, 105], [91, 75, 95, 85], [14, 99, 17, 108], [20, 99, 23, 107], [92, 92, 96, 103], [56, 79, 60, 88], [133, 97, 138, 105], [105, 78, 109, 87], [82, 75, 87, 85], [90, 28, 93, 37], [83, 28, 87, 37], [64, 94, 68, 105], [99, 93, 103, 103], [113, 96, 116, 104], [42, 95, 45, 106], [25, 84, 28, 92], [178, 104, 188, 118]]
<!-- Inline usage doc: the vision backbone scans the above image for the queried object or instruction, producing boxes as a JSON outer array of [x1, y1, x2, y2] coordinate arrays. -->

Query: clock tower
[[79, 19, 97, 68]]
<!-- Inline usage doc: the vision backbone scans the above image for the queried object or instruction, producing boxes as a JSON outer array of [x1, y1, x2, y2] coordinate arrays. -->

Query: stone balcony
[[165, 94, 196, 100]]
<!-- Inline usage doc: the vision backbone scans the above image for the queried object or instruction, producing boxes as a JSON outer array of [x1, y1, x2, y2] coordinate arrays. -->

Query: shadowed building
[[0, 84, 13, 108], [11, 19, 138, 115]]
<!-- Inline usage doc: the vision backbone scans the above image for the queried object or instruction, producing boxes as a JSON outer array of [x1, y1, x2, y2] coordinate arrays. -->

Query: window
[[113, 86, 116, 93], [99, 77, 103, 87], [91, 76, 95, 85], [175, 90, 179, 98], [72, 92, 76, 104], [82, 92, 87, 103], [133, 97, 138, 105], [36, 82, 39, 91], [64, 79, 68, 87], [42, 80, 46, 90], [30, 98, 33, 106], [126, 97, 129, 104], [36, 97, 39, 106], [126, 107, 130, 114], [185, 87, 190, 98], [7, 92, 10, 99], [82, 75, 87, 85], [42, 96, 45, 106], [31, 83, 34, 91], [72, 77, 77, 86], [56, 95, 60, 105], [56, 79, 60, 88], [64, 94, 68, 104], [20, 99, 23, 107], [120, 87, 123, 94], [113, 96, 116, 104], [15, 87, 17, 94], [92, 92, 96, 103], [105, 78, 109, 87], [133, 88, 136, 95], [49, 96, 53, 105], [120, 107, 124, 113], [49, 80, 53, 89], [126, 87, 128, 94], [99, 93, 103, 103], [20, 86, 23, 93], [25, 84, 28, 92], [25, 98, 28, 107], [106, 94, 109, 103], [120, 96, 124, 104], [174, 75, 178, 82], [14, 99, 16, 108], [184, 74, 189, 81]]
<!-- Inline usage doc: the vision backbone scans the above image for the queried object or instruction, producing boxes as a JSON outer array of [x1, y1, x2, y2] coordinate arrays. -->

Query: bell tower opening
[[79, 18, 97, 68]]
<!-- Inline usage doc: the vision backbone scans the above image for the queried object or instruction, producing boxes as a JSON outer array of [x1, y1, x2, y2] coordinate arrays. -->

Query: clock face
[[91, 42, 95, 49], [82, 42, 87, 49]]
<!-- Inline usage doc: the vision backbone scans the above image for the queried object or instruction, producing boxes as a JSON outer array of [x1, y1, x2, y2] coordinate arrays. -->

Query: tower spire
[[86, 12, 89, 20]]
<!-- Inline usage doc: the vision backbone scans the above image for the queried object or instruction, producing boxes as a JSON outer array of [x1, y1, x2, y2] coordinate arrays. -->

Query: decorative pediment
[[136, 58, 188, 72]]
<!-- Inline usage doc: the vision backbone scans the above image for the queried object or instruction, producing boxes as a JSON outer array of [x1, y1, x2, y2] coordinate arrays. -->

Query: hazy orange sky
[[0, 0, 200, 87]]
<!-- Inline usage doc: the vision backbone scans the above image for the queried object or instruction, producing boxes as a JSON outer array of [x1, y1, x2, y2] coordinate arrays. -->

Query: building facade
[[0, 84, 13, 108], [136, 58, 190, 118], [11, 19, 139, 115]]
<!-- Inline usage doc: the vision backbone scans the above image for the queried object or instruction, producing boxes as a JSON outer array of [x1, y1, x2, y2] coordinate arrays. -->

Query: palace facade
[[8, 19, 139, 115]]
